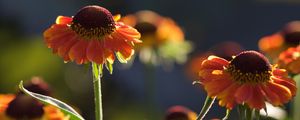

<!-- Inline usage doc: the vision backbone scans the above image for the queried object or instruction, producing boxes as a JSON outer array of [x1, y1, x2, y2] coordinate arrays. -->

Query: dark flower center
[[6, 95, 44, 119], [135, 22, 157, 35], [226, 51, 272, 83], [283, 21, 300, 45], [18, 77, 51, 96], [71, 5, 116, 39], [166, 112, 189, 120]]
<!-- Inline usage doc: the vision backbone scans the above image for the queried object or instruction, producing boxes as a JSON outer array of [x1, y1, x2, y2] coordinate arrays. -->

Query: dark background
[[0, 0, 299, 119]]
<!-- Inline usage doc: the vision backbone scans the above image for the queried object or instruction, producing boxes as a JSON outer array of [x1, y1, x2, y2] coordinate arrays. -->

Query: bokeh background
[[1, 0, 300, 119]]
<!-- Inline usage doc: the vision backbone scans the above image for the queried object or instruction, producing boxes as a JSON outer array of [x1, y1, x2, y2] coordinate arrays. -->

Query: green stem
[[196, 96, 216, 120], [245, 106, 253, 120], [92, 63, 103, 120], [222, 109, 231, 120], [293, 74, 300, 120], [237, 105, 245, 120], [254, 109, 260, 120]]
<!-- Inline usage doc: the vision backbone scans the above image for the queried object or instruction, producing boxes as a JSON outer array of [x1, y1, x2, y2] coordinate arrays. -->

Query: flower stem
[[92, 63, 103, 120], [222, 109, 231, 120], [196, 96, 216, 120]]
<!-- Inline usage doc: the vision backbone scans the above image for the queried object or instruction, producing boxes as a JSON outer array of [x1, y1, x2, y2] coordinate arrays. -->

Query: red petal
[[268, 82, 292, 104], [234, 84, 253, 104], [69, 40, 89, 64], [87, 40, 105, 64], [246, 86, 265, 109], [261, 84, 281, 106], [271, 76, 297, 96], [272, 69, 288, 78], [204, 74, 233, 96], [200, 56, 229, 70], [116, 22, 141, 40], [217, 83, 239, 109], [57, 36, 78, 61]]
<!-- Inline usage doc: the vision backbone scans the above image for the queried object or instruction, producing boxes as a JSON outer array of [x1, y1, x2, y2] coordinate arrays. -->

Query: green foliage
[[19, 81, 84, 120]]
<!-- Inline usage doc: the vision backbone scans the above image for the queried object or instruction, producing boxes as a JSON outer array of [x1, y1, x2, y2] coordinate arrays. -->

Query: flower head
[[0, 77, 68, 120], [165, 106, 197, 120], [187, 41, 243, 80], [278, 45, 300, 74], [121, 10, 192, 66], [198, 50, 296, 109], [44, 5, 141, 65], [259, 21, 300, 60]]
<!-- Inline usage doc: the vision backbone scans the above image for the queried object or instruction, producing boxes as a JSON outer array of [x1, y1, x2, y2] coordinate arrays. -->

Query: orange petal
[[0, 94, 15, 112], [116, 22, 141, 40], [204, 74, 233, 96], [113, 14, 121, 21], [116, 40, 134, 60], [199, 69, 231, 84], [46, 31, 75, 52], [268, 82, 292, 104], [44, 25, 70, 42], [87, 40, 105, 64], [234, 84, 253, 104], [200, 56, 229, 70], [246, 86, 265, 109], [57, 36, 78, 61], [104, 49, 115, 64], [271, 76, 297, 96], [69, 40, 89, 64], [272, 69, 288, 78], [217, 83, 239, 109], [56, 16, 73, 25], [115, 30, 142, 43], [261, 84, 281, 106]]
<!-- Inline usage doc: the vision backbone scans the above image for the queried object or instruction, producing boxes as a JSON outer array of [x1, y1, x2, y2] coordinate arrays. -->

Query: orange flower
[[0, 77, 69, 120], [278, 46, 300, 74], [121, 10, 192, 66], [44, 5, 141, 64], [259, 21, 300, 60], [0, 95, 68, 120], [187, 41, 243, 80], [198, 50, 296, 110], [258, 33, 284, 59], [165, 105, 197, 120]]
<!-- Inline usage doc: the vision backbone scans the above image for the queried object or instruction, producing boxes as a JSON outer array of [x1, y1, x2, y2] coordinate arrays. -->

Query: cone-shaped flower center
[[71, 5, 116, 39], [18, 78, 51, 96], [226, 51, 272, 83], [283, 21, 300, 45], [6, 95, 44, 119], [135, 22, 157, 35]]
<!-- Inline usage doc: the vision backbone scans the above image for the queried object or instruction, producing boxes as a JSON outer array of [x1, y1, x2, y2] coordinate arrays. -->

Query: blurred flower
[[165, 105, 197, 120], [187, 41, 243, 80], [277, 45, 300, 74], [198, 50, 296, 109], [259, 21, 300, 60], [0, 77, 68, 120], [44, 5, 141, 65], [121, 10, 192, 66]]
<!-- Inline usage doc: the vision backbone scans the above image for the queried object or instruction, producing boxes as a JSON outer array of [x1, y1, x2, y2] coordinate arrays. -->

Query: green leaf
[[116, 52, 127, 63], [105, 62, 113, 74], [19, 81, 84, 120]]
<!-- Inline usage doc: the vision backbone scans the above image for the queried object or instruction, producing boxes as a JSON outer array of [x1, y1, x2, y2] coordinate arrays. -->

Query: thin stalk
[[196, 96, 216, 120], [92, 63, 103, 120], [245, 105, 253, 120], [293, 74, 300, 120], [222, 109, 231, 120], [254, 109, 260, 120], [238, 104, 245, 120]]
